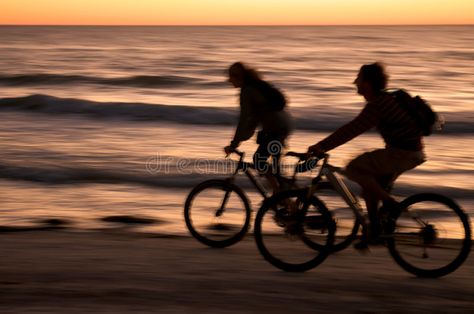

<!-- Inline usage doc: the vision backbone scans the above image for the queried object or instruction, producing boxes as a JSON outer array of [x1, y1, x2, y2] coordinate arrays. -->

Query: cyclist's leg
[[268, 138, 284, 177], [345, 151, 394, 239], [254, 136, 277, 194], [254, 133, 285, 194], [346, 147, 425, 203], [346, 148, 425, 241], [253, 141, 270, 173]]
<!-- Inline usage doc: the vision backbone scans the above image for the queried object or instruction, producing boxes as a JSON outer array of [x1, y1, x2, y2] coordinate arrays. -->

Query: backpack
[[252, 80, 287, 111], [388, 89, 439, 136]]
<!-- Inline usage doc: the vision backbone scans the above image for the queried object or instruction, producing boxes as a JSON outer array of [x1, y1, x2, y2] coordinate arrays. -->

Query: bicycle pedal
[[353, 240, 371, 253], [304, 215, 326, 229]]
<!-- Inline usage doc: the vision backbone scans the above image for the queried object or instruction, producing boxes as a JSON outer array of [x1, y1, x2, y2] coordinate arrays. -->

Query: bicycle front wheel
[[315, 181, 360, 252], [386, 193, 471, 278], [184, 180, 251, 248], [254, 189, 335, 272]]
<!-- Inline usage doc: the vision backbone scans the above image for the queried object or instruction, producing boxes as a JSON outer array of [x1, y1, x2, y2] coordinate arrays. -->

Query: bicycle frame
[[308, 154, 446, 241], [225, 150, 303, 199], [225, 150, 271, 198], [308, 155, 367, 227]]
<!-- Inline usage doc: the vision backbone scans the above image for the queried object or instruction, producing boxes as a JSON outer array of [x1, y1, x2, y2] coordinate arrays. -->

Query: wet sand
[[0, 230, 473, 313]]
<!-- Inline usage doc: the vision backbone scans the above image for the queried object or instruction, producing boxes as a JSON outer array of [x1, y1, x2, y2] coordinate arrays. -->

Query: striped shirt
[[318, 92, 423, 152]]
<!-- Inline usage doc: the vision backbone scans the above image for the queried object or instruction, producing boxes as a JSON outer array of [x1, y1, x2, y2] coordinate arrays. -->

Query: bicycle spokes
[[387, 194, 471, 277], [184, 180, 251, 247], [254, 189, 334, 272]]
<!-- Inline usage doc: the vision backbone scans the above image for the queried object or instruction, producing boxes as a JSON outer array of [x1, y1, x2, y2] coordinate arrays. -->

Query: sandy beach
[[1, 230, 472, 313]]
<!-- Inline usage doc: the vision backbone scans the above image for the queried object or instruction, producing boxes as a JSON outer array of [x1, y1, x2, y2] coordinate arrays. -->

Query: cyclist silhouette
[[308, 62, 426, 248], [225, 62, 293, 192]]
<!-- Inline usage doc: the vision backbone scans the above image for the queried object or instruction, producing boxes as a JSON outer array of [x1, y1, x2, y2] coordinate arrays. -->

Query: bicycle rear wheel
[[315, 181, 360, 252], [184, 180, 251, 248], [386, 193, 471, 278], [254, 189, 335, 272]]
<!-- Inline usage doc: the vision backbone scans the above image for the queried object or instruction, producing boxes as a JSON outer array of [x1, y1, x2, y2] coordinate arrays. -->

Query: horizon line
[[0, 23, 473, 27]]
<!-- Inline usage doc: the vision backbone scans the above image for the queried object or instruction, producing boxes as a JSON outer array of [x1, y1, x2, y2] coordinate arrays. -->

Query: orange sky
[[1, 0, 473, 25]]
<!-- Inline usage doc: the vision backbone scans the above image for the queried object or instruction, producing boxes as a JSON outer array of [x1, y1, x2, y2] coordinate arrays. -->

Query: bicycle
[[184, 149, 334, 250], [254, 152, 472, 278]]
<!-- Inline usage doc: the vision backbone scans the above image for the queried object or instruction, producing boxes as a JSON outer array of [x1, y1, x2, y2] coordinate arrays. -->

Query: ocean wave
[[0, 163, 471, 200], [0, 73, 226, 89], [0, 94, 237, 124], [0, 163, 227, 189], [0, 94, 472, 133]]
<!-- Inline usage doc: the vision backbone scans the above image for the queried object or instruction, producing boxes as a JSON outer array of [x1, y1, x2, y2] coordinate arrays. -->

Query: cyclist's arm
[[317, 103, 379, 152], [230, 88, 258, 148]]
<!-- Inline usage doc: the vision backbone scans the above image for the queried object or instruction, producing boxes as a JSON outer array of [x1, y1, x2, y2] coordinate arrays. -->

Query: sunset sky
[[1, 0, 473, 25]]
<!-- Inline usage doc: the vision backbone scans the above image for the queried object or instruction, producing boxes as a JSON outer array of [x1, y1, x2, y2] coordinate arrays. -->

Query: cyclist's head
[[228, 62, 261, 88], [354, 62, 389, 95]]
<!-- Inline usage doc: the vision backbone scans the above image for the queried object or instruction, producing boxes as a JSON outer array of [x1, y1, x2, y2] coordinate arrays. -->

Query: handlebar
[[285, 151, 310, 160], [225, 148, 329, 175], [286, 151, 328, 161], [226, 148, 245, 158], [285, 151, 328, 174], [228, 148, 326, 161]]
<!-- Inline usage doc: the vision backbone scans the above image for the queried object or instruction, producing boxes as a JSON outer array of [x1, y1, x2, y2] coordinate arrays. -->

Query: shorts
[[253, 131, 287, 175], [345, 147, 426, 191]]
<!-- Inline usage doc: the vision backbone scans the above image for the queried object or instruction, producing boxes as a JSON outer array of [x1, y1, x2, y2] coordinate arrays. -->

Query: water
[[0, 26, 472, 234]]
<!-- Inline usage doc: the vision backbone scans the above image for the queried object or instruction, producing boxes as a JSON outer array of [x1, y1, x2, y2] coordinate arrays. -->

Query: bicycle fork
[[216, 189, 233, 217], [216, 176, 238, 217]]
